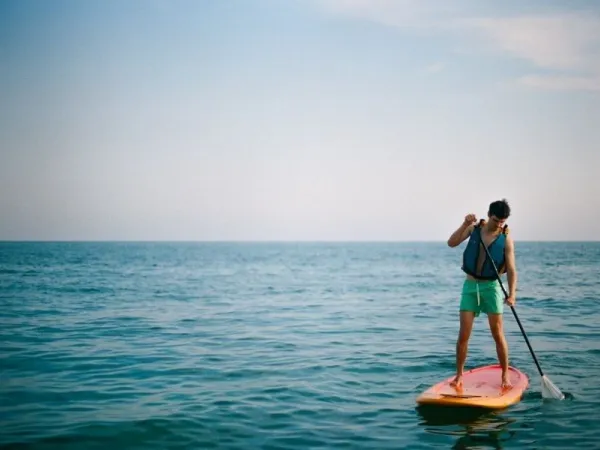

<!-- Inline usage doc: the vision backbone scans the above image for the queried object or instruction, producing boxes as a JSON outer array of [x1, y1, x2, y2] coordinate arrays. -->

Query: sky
[[1, 0, 599, 241]]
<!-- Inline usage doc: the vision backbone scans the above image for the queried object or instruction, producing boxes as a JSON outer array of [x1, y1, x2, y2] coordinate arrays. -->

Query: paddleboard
[[416, 364, 529, 409]]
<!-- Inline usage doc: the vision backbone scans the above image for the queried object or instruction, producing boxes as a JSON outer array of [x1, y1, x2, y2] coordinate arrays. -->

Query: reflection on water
[[416, 406, 517, 449]]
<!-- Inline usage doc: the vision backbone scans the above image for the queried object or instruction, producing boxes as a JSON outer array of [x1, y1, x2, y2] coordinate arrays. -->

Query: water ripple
[[1, 242, 599, 449]]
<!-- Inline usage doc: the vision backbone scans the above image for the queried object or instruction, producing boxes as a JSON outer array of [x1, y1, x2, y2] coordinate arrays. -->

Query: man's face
[[488, 215, 507, 230]]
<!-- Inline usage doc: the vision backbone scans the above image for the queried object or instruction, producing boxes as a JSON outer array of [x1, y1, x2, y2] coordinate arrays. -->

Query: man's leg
[[451, 310, 475, 387], [483, 281, 512, 388], [487, 313, 512, 388]]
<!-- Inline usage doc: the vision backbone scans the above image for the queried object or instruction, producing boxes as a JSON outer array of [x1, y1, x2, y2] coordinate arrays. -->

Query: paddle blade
[[541, 375, 565, 400]]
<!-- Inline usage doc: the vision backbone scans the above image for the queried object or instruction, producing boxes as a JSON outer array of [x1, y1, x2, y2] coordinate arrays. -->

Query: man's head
[[487, 199, 511, 230]]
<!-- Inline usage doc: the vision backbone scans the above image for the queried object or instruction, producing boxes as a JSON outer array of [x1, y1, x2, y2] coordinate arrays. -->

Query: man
[[446, 199, 517, 389]]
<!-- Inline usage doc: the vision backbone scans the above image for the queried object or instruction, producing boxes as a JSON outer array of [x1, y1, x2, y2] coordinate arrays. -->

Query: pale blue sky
[[1, 0, 599, 241]]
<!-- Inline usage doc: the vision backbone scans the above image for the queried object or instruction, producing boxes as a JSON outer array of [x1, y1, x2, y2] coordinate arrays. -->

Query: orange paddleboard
[[416, 364, 529, 409]]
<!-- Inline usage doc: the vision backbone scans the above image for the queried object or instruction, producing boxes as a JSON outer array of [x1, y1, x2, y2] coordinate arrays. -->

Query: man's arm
[[447, 218, 475, 248], [505, 236, 518, 301]]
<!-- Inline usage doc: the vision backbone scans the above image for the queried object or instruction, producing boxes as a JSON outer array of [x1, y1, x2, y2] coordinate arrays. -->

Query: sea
[[1, 241, 599, 449]]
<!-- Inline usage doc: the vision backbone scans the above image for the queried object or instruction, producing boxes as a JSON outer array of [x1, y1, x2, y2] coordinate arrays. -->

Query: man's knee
[[457, 333, 470, 345], [491, 328, 505, 343], [458, 326, 473, 346], [488, 315, 505, 342], [458, 311, 475, 344]]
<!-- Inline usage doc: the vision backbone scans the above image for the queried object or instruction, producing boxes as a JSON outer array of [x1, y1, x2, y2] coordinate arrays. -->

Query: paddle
[[478, 229, 565, 400]]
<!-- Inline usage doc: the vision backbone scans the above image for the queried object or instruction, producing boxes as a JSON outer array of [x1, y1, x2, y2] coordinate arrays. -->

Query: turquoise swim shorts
[[460, 279, 505, 316]]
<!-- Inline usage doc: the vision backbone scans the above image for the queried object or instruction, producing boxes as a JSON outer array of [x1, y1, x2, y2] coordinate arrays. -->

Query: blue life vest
[[461, 223, 508, 280]]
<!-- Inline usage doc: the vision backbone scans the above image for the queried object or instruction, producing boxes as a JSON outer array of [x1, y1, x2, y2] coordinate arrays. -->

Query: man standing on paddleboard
[[446, 199, 518, 389]]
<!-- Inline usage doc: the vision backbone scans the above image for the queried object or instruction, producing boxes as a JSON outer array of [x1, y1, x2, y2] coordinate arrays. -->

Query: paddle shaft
[[477, 231, 545, 377]]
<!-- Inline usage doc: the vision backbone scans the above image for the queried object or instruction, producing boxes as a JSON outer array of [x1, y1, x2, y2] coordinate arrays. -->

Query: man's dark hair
[[488, 199, 511, 219]]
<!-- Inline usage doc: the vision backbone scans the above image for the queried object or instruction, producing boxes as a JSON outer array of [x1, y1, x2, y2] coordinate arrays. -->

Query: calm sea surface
[[1, 241, 599, 449]]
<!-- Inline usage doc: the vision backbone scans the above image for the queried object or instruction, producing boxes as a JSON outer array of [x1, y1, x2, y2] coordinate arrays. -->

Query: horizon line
[[1, 239, 598, 244]]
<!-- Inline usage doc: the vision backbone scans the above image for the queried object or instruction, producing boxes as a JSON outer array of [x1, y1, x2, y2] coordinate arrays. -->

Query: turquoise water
[[1, 241, 599, 449]]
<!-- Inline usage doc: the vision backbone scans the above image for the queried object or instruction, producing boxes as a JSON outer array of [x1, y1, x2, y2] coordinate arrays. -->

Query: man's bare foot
[[501, 376, 512, 389], [450, 375, 463, 388]]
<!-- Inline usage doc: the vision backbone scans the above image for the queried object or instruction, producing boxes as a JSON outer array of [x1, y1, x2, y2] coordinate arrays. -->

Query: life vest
[[461, 219, 509, 280]]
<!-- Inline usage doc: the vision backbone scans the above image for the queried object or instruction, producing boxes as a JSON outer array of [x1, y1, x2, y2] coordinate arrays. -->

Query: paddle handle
[[477, 232, 545, 377]]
